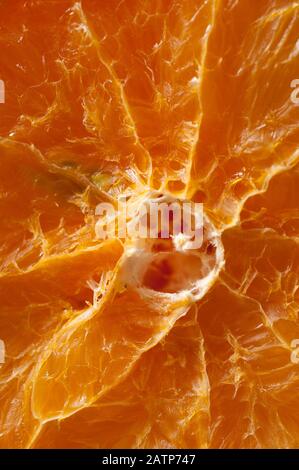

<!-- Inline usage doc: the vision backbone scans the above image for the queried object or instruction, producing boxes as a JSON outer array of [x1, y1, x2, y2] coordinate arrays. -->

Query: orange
[[0, 0, 299, 449]]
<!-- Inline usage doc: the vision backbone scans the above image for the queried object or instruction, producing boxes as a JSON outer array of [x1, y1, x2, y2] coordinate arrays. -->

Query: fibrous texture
[[0, 0, 299, 449]]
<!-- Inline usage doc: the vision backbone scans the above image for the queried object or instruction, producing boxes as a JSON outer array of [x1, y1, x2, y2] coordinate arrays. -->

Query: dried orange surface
[[0, 0, 299, 449]]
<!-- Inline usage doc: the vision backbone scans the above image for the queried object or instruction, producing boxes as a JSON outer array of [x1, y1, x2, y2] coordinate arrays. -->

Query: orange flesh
[[0, 0, 299, 449]]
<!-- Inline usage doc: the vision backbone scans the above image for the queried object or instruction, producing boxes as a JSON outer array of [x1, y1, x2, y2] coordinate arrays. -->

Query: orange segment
[[188, 0, 299, 225], [80, 0, 216, 191], [32, 306, 210, 449], [197, 283, 299, 448], [0, 239, 122, 447], [30, 284, 193, 422]]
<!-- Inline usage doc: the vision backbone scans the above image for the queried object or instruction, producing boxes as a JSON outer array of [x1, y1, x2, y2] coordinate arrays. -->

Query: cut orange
[[0, 0, 299, 449]]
